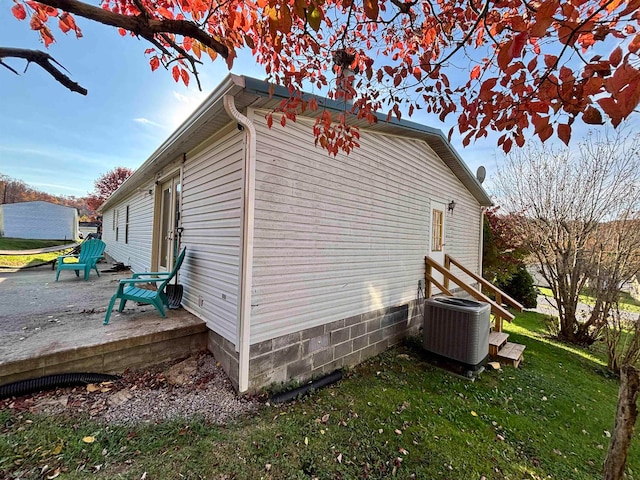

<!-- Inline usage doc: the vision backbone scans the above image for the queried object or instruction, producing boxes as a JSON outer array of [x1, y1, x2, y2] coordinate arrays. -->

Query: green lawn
[[0, 238, 75, 268], [1, 311, 637, 479], [539, 286, 640, 314]]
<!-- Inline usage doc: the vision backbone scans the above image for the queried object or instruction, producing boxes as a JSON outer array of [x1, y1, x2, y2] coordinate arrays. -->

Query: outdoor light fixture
[[448, 200, 456, 212]]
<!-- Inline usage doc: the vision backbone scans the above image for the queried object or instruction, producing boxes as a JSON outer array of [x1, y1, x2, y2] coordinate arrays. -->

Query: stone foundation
[[247, 299, 423, 392]]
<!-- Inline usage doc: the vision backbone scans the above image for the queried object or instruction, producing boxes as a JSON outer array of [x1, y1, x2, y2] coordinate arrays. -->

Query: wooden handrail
[[425, 271, 452, 296], [424, 256, 515, 324], [445, 254, 524, 312]]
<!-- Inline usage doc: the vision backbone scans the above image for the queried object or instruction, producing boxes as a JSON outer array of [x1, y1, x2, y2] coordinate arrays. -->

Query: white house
[[100, 75, 492, 393], [0, 201, 79, 240]]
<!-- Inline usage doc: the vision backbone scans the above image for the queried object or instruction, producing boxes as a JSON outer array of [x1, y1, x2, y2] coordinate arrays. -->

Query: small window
[[431, 209, 443, 252], [115, 209, 119, 242], [125, 205, 130, 244]]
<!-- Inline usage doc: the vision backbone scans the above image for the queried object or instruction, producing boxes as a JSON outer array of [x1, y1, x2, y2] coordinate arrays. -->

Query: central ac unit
[[423, 297, 490, 368]]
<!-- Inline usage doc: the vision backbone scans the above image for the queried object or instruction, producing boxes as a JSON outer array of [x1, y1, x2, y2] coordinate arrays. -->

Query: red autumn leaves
[[12, 0, 82, 47], [7, 0, 640, 154]]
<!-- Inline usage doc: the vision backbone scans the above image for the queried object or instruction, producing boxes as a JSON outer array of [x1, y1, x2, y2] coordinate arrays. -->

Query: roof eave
[[102, 75, 491, 210], [100, 74, 246, 211], [242, 78, 492, 207]]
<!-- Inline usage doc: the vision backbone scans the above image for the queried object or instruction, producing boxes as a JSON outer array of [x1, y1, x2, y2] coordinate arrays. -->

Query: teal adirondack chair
[[55, 238, 106, 281], [103, 247, 186, 325]]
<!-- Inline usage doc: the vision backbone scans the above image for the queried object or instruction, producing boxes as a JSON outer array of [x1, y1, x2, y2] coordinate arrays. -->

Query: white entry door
[[157, 175, 181, 272], [429, 201, 447, 287]]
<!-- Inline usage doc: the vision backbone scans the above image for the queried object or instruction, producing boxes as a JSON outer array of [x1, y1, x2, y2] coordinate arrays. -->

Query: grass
[[1, 311, 638, 479], [0, 238, 75, 268], [539, 286, 640, 314]]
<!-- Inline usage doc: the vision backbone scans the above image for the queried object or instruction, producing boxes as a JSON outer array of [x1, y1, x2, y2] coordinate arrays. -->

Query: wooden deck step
[[489, 331, 509, 356], [496, 342, 526, 368]]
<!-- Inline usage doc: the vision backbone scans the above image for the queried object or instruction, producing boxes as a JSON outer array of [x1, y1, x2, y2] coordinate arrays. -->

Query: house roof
[[102, 74, 492, 209]]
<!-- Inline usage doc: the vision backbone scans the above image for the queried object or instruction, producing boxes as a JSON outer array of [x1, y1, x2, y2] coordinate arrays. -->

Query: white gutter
[[223, 94, 256, 393], [478, 206, 486, 290]]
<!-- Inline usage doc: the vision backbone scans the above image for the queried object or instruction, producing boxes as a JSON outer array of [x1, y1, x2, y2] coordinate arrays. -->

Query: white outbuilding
[[0, 201, 79, 240]]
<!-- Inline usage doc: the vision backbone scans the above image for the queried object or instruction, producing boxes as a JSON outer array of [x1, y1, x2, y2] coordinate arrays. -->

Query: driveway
[[533, 294, 638, 322]]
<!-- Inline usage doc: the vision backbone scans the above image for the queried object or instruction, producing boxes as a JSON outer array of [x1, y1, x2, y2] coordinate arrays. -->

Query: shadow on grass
[[505, 310, 621, 386]]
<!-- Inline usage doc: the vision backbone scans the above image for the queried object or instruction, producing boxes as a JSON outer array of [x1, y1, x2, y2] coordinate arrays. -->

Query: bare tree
[[592, 216, 640, 371], [604, 365, 639, 480], [493, 129, 640, 345], [604, 312, 640, 374]]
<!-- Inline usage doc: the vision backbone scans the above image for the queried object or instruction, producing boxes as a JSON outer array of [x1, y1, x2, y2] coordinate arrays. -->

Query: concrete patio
[[0, 263, 207, 386]]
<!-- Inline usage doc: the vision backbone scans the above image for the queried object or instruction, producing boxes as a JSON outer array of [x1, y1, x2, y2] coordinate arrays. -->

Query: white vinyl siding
[[180, 125, 244, 346], [444, 192, 482, 278], [249, 111, 481, 344], [101, 191, 154, 273]]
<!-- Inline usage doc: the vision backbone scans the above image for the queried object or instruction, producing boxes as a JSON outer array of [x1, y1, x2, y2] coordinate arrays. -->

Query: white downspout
[[223, 95, 256, 393], [478, 206, 486, 291]]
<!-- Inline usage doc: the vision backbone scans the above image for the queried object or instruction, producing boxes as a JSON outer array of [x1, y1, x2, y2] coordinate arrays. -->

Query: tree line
[[0, 167, 133, 222]]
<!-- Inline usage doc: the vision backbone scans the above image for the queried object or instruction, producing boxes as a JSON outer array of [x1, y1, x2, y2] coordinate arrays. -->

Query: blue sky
[[1, 8, 266, 197], [0, 8, 629, 198]]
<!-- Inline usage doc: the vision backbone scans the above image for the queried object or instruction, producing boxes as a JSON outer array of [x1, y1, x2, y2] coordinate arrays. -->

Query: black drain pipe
[[0, 373, 120, 399], [270, 370, 342, 404]]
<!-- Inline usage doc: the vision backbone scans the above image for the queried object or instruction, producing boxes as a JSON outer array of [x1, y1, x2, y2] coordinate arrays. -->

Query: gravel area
[[0, 352, 260, 425]]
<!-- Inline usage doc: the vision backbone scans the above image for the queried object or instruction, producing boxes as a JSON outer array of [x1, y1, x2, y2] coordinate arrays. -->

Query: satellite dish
[[476, 166, 486, 184]]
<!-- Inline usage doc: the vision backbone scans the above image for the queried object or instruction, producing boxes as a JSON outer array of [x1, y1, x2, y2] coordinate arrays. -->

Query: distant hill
[[0, 173, 96, 221]]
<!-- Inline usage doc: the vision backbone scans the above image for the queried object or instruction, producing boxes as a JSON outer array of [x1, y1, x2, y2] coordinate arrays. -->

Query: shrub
[[498, 265, 538, 308]]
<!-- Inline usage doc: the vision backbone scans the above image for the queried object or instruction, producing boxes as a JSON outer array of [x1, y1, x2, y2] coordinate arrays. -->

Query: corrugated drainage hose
[[0, 373, 120, 399], [270, 370, 342, 404]]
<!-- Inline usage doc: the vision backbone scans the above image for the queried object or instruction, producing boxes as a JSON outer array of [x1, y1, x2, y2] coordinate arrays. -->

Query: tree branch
[[435, 0, 490, 68], [36, 0, 229, 58], [0, 47, 88, 95], [389, 0, 417, 15]]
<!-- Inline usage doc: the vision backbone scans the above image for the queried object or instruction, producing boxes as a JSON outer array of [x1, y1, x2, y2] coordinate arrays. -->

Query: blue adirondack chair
[[104, 247, 186, 325], [55, 238, 106, 281]]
